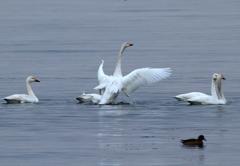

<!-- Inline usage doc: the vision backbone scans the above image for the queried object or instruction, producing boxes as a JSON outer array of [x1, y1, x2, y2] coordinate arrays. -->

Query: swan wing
[[98, 60, 110, 84], [122, 67, 171, 97], [173, 92, 208, 101], [3, 94, 38, 103], [4, 94, 29, 100], [187, 95, 223, 105], [106, 78, 122, 93], [97, 60, 110, 95], [94, 76, 122, 94]]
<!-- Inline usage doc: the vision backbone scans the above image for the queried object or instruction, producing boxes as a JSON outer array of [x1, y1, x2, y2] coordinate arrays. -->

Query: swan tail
[[172, 96, 186, 101]]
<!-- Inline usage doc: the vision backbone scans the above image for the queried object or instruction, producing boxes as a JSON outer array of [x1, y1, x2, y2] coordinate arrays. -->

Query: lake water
[[1, 0, 240, 165]]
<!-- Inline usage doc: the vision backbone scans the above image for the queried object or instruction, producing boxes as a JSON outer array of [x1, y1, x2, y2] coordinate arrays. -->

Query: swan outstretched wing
[[97, 60, 110, 95], [122, 67, 172, 96]]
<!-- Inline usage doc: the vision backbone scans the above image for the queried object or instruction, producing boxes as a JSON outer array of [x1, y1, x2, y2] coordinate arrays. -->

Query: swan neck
[[211, 78, 218, 99], [217, 78, 226, 103], [26, 81, 37, 98], [113, 47, 125, 77]]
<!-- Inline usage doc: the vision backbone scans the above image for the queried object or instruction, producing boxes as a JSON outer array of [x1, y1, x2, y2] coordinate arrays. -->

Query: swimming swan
[[3, 76, 40, 103], [76, 91, 102, 104], [187, 74, 226, 105], [94, 43, 172, 105], [173, 73, 218, 101]]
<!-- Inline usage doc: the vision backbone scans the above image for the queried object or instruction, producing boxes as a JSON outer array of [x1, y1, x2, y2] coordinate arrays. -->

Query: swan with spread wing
[[94, 43, 172, 105]]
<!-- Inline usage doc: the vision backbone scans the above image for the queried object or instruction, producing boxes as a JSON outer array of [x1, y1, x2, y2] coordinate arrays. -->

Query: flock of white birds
[[2, 43, 226, 105]]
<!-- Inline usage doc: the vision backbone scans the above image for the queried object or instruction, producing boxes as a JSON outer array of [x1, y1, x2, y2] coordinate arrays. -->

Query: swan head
[[27, 76, 40, 83], [212, 73, 218, 81], [122, 43, 133, 49], [220, 74, 225, 80], [216, 74, 225, 80]]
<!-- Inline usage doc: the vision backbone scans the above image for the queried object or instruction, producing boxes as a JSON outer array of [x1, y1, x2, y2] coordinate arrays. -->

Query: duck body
[[3, 76, 40, 104], [181, 135, 206, 146]]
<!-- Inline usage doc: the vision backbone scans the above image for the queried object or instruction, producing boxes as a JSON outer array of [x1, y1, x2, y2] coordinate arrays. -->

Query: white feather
[[94, 43, 171, 104], [3, 76, 40, 104], [122, 67, 172, 97], [187, 74, 226, 105], [173, 73, 218, 101]]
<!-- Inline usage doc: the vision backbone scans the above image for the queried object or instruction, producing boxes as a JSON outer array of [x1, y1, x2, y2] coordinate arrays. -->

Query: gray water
[[1, 0, 240, 165]]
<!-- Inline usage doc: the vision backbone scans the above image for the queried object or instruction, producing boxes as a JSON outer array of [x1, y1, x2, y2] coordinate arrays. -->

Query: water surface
[[1, 0, 240, 165]]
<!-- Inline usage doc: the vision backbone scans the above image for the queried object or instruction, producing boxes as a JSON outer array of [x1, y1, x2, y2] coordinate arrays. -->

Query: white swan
[[187, 74, 226, 105], [76, 91, 102, 104], [173, 73, 218, 101], [94, 43, 172, 105], [3, 76, 40, 103]]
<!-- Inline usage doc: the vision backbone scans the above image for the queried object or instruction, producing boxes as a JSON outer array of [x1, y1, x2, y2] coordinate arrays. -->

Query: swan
[[173, 73, 218, 101], [94, 42, 172, 105], [96, 43, 133, 95], [76, 91, 102, 104], [77, 43, 130, 104], [187, 74, 226, 105], [3, 76, 40, 103]]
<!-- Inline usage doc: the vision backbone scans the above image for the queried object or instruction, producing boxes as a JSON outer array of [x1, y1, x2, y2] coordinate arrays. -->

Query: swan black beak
[[128, 43, 133, 46]]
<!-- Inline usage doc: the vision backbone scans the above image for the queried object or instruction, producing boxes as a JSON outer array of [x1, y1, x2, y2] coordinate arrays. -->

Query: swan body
[[173, 73, 218, 101], [76, 91, 102, 104], [3, 76, 40, 103], [187, 74, 226, 105], [94, 43, 172, 105]]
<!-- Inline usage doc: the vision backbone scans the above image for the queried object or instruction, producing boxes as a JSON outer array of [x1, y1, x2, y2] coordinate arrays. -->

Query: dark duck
[[180, 135, 206, 146]]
